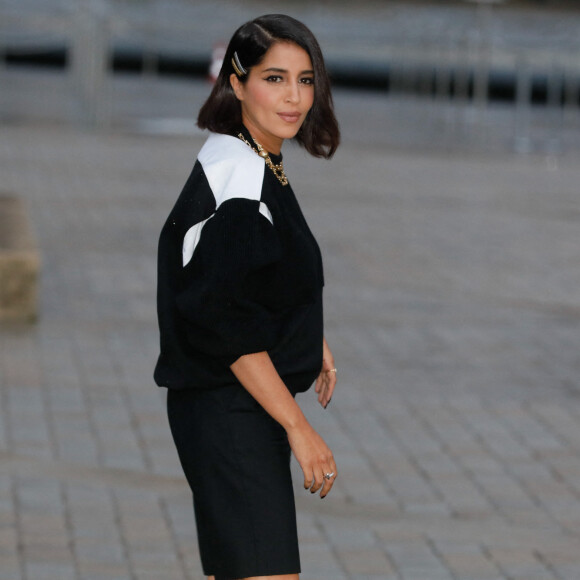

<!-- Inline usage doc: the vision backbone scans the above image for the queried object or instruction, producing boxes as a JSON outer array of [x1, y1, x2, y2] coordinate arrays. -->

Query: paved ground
[[2, 3, 580, 577]]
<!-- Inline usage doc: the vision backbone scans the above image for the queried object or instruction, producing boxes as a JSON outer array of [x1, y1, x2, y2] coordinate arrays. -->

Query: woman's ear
[[230, 73, 244, 101]]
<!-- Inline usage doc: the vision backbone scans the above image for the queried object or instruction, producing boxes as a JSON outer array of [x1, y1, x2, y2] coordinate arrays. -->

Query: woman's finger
[[303, 466, 314, 490], [310, 471, 324, 493], [318, 369, 336, 408], [317, 375, 328, 403], [314, 373, 323, 394], [325, 372, 337, 402], [320, 467, 337, 498]]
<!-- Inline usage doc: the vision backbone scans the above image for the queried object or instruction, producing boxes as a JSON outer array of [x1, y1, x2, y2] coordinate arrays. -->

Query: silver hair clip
[[231, 51, 247, 77]]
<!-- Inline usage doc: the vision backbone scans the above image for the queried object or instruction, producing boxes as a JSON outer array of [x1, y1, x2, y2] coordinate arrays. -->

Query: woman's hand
[[230, 350, 337, 497], [314, 337, 337, 409], [286, 419, 337, 498]]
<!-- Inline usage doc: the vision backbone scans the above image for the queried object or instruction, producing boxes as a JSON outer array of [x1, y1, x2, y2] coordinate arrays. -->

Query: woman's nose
[[285, 82, 301, 103]]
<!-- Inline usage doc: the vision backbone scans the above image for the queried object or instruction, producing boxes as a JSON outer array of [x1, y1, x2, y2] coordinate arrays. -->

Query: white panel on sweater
[[258, 201, 273, 224], [182, 133, 274, 267], [198, 132, 265, 208], [182, 215, 214, 267]]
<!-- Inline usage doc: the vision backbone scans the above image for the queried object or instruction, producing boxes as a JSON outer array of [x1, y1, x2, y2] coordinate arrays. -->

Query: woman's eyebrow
[[262, 67, 314, 75]]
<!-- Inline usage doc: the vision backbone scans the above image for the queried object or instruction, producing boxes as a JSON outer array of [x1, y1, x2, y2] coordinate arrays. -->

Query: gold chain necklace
[[237, 133, 289, 186]]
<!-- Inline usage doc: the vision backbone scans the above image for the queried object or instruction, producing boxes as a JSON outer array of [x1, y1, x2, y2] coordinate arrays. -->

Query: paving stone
[[441, 551, 503, 579], [299, 546, 349, 580], [486, 547, 554, 579], [341, 546, 398, 575], [555, 565, 580, 580], [23, 562, 77, 580], [322, 518, 377, 549], [78, 563, 133, 580], [0, 558, 23, 580]]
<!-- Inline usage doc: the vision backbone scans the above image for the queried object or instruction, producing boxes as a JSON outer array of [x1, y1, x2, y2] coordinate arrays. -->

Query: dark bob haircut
[[197, 14, 340, 159]]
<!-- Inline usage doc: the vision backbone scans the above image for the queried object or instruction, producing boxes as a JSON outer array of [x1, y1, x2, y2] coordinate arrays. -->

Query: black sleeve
[[175, 198, 283, 364]]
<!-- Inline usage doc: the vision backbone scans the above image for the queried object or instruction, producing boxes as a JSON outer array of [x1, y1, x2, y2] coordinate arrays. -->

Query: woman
[[154, 14, 340, 580]]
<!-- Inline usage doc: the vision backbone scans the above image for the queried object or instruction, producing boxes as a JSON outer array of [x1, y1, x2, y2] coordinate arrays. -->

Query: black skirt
[[167, 385, 301, 580]]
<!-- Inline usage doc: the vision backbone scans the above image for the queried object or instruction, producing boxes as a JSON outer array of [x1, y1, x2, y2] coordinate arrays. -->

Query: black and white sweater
[[154, 127, 324, 394]]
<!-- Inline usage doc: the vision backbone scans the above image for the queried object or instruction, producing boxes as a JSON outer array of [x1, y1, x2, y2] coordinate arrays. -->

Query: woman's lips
[[278, 112, 301, 123]]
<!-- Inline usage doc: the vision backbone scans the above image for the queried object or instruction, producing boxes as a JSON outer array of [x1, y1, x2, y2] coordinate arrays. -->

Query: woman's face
[[230, 41, 315, 155]]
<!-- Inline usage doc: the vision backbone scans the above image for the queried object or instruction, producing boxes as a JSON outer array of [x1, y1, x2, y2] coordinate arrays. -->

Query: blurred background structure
[[2, 2, 580, 580], [2, 0, 580, 153]]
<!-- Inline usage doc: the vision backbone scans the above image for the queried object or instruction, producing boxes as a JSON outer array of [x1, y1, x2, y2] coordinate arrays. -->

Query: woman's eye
[[300, 77, 314, 85], [265, 75, 283, 83]]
